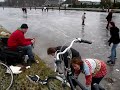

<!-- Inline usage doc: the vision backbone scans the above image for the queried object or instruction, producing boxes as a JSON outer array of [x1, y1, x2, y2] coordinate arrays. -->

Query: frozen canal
[[0, 7, 120, 90]]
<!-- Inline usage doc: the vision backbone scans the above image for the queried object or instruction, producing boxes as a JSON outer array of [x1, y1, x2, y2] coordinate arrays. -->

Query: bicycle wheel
[[47, 76, 70, 90], [0, 62, 13, 90]]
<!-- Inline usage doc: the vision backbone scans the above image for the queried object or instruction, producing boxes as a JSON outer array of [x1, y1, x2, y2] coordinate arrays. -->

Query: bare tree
[[5, 0, 46, 7]]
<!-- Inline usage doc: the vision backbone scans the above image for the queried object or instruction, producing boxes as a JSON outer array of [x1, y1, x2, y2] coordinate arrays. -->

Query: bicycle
[[0, 61, 13, 90], [0, 35, 37, 89], [0, 37, 27, 90], [27, 38, 93, 90], [0, 37, 14, 90], [0, 37, 27, 65]]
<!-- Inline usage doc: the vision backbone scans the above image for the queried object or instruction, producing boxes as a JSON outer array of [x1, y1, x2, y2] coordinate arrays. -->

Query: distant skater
[[52, 6, 53, 11], [46, 7, 48, 12], [22, 7, 24, 13], [64, 5, 66, 10], [44, 7, 47, 12], [106, 10, 113, 29], [30, 7, 31, 10], [35, 7, 36, 10], [59, 6, 60, 11], [3, 6, 4, 10], [82, 12, 86, 25], [107, 22, 120, 65], [22, 7, 27, 14], [24, 8, 27, 14], [42, 7, 43, 12]]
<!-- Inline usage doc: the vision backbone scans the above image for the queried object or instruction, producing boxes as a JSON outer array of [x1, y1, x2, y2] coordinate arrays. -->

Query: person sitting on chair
[[7, 24, 36, 65]]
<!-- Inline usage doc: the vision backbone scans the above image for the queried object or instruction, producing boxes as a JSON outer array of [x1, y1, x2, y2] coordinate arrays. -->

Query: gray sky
[[0, 0, 100, 2], [0, 0, 4, 2], [78, 0, 100, 2]]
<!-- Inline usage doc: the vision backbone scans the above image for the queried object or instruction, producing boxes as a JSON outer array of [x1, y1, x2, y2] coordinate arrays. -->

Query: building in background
[[4, 0, 65, 7], [111, 0, 120, 3], [44, 0, 63, 6], [4, 0, 46, 7], [101, 0, 120, 8], [3, 0, 120, 8], [62, 0, 100, 7]]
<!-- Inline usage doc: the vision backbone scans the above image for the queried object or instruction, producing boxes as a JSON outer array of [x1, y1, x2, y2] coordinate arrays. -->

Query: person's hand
[[32, 38, 35, 40], [86, 85, 91, 90], [107, 40, 111, 46], [31, 38, 35, 44], [108, 42, 111, 46], [74, 74, 78, 79]]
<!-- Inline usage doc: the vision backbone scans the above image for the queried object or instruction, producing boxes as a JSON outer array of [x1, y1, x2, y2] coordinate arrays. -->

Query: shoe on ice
[[107, 60, 115, 65]]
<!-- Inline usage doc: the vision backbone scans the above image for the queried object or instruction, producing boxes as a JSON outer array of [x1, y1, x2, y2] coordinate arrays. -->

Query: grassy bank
[[10, 59, 55, 90], [0, 26, 55, 90]]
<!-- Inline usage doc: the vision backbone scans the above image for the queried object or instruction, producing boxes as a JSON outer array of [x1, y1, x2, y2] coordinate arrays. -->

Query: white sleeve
[[84, 63, 91, 76]]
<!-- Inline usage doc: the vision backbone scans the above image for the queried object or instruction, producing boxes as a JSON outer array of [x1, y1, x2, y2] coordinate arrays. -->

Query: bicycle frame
[[59, 53, 87, 90], [54, 38, 92, 90], [68, 74, 87, 90], [27, 38, 92, 90], [0, 61, 13, 90]]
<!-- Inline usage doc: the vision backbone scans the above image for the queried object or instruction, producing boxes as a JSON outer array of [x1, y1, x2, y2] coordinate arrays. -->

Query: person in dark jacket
[[107, 22, 120, 65], [7, 24, 36, 65], [106, 11, 113, 29], [47, 46, 81, 87], [47, 46, 81, 68], [22, 8, 27, 14]]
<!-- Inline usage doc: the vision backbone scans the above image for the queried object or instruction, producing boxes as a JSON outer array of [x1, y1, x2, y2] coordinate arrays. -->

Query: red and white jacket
[[75, 59, 107, 86]]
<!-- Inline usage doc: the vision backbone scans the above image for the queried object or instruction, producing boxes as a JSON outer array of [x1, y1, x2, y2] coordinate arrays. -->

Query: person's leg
[[106, 20, 110, 29], [115, 46, 116, 58], [82, 20, 85, 25], [22, 45, 35, 62], [70, 65, 77, 87], [66, 73, 77, 88], [64, 59, 68, 68], [111, 44, 118, 63], [91, 77, 103, 90]]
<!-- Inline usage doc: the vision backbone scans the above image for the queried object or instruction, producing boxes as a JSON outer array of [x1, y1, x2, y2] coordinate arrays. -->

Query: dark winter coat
[[106, 12, 113, 21], [108, 27, 120, 44], [56, 46, 80, 68]]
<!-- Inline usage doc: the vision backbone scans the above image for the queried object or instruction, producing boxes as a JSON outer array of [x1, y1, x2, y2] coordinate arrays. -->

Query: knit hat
[[20, 24, 28, 29]]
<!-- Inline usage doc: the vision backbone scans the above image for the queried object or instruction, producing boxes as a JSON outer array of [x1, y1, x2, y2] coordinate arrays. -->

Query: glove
[[108, 42, 111, 46], [74, 74, 78, 79], [86, 85, 91, 90], [31, 39, 35, 44]]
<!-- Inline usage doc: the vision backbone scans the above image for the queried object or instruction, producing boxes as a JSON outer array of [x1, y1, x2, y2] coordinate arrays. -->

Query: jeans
[[106, 21, 110, 29], [22, 45, 35, 61], [91, 77, 104, 90], [82, 19, 85, 25], [111, 44, 118, 62]]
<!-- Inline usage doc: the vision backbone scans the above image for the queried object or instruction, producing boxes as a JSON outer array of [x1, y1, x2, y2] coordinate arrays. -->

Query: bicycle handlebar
[[56, 38, 92, 61], [79, 39, 92, 44]]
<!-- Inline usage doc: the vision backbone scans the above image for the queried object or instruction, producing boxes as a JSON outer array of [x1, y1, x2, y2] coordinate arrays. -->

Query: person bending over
[[47, 46, 81, 69], [71, 57, 107, 90]]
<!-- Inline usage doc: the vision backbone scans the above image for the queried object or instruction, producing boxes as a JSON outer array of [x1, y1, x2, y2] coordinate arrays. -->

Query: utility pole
[[17, 0, 18, 7], [113, 0, 116, 7], [71, 0, 72, 7]]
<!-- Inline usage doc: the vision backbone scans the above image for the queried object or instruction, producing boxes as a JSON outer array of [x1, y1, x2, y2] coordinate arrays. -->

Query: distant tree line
[[4, 0, 45, 7], [68, 2, 101, 8], [100, 0, 120, 9], [2, 0, 120, 9], [69, 1, 120, 9]]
